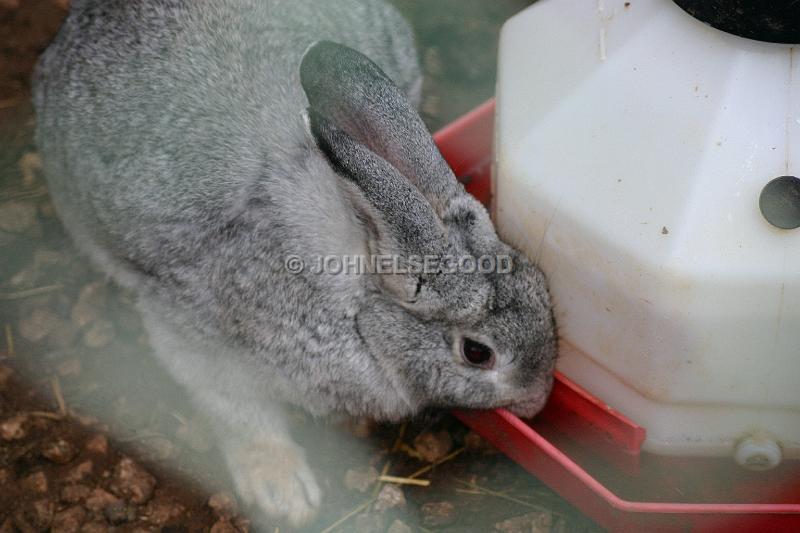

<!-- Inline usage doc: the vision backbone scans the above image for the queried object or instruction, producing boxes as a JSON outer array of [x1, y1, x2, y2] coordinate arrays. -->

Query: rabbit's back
[[34, 0, 421, 286]]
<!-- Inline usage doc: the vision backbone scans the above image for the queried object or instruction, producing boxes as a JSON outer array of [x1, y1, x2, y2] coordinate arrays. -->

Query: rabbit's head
[[300, 41, 557, 419]]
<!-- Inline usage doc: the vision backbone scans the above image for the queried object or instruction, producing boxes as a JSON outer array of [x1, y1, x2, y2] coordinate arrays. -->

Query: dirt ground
[[0, 1, 603, 532]]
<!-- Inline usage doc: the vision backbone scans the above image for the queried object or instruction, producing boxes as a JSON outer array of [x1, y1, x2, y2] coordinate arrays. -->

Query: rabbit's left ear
[[300, 40, 459, 216]]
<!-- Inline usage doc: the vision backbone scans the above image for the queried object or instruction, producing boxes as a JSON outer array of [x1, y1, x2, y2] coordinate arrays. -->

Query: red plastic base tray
[[434, 100, 800, 532]]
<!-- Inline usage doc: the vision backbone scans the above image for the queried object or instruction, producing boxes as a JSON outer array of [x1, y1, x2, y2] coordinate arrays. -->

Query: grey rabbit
[[33, 0, 557, 526]]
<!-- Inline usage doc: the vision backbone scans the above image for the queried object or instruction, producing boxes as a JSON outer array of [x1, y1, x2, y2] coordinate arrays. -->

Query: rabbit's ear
[[300, 40, 459, 216], [308, 109, 447, 263]]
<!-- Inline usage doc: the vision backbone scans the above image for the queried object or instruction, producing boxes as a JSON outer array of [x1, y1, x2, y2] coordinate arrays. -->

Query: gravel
[[421, 500, 458, 527]]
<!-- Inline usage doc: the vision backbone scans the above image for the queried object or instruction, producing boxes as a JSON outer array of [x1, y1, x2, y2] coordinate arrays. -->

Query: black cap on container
[[673, 0, 800, 44]]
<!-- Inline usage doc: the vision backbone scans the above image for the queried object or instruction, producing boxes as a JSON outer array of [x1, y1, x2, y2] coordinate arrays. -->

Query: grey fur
[[33, 0, 556, 526]]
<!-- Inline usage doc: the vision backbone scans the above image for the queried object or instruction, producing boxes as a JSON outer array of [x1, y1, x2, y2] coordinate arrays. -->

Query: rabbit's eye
[[461, 338, 495, 369]]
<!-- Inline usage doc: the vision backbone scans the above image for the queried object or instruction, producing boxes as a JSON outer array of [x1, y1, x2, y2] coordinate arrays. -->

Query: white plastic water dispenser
[[495, 0, 799, 465]]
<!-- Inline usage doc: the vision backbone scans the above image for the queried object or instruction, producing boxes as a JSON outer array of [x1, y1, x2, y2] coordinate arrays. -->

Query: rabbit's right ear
[[308, 109, 447, 261], [300, 41, 459, 216], [309, 109, 458, 309]]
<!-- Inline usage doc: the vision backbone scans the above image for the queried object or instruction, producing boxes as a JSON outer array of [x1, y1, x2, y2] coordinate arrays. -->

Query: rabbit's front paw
[[226, 438, 321, 527]]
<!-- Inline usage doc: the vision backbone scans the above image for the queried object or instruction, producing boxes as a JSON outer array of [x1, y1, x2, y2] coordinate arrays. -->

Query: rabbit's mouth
[[506, 395, 549, 420], [503, 374, 554, 420]]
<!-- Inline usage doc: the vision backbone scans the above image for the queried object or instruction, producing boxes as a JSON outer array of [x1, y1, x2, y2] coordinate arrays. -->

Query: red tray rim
[[490, 407, 800, 515]]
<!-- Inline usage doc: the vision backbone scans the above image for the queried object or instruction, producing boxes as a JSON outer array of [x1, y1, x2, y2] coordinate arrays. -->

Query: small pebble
[[208, 492, 238, 520], [75, 413, 100, 427], [39, 201, 57, 218], [60, 484, 91, 504], [0, 0, 20, 11], [421, 501, 457, 527], [142, 436, 176, 461], [85, 434, 109, 455], [21, 471, 48, 493], [18, 151, 42, 186], [343, 465, 379, 493], [71, 282, 105, 328], [209, 519, 239, 533], [9, 265, 36, 288], [144, 500, 185, 525], [232, 517, 250, 532], [386, 519, 413, 533], [413, 430, 453, 463], [154, 526, 184, 533], [353, 512, 385, 532], [423, 47, 443, 76], [29, 415, 53, 432], [0, 413, 27, 440], [13, 498, 54, 532], [50, 505, 87, 533], [41, 438, 78, 464], [0, 365, 13, 388], [9, 249, 65, 289], [83, 319, 114, 349], [464, 430, 497, 454], [103, 500, 136, 524], [344, 417, 373, 438], [0, 467, 12, 484], [18, 308, 57, 343], [373, 484, 406, 512], [64, 460, 93, 482], [494, 511, 554, 533], [57, 357, 82, 377], [84, 488, 121, 513], [109, 457, 157, 504], [422, 94, 441, 119], [80, 521, 110, 533]]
